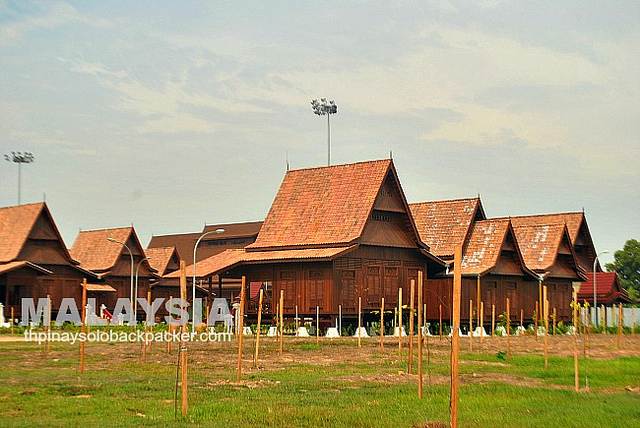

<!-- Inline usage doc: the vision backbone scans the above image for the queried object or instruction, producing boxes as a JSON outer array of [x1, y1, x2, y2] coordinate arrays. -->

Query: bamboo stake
[[380, 297, 385, 350], [506, 297, 511, 361], [450, 246, 462, 428], [295, 305, 299, 334], [601, 304, 605, 332], [491, 304, 495, 336], [617, 303, 622, 349], [633, 307, 635, 335], [398, 287, 403, 358], [520, 309, 524, 330], [476, 275, 481, 330], [553, 307, 557, 335], [147, 289, 153, 351], [179, 262, 188, 416], [469, 299, 473, 352], [358, 296, 362, 348], [339, 304, 342, 336], [439, 304, 443, 340], [544, 290, 549, 371], [10, 307, 14, 335], [316, 305, 319, 345], [237, 276, 246, 382], [418, 271, 423, 399], [167, 295, 173, 354], [480, 302, 484, 344], [46, 294, 51, 354], [254, 288, 264, 367], [408, 279, 415, 374], [279, 290, 284, 356], [535, 301, 539, 341], [80, 278, 87, 374], [573, 287, 579, 392]]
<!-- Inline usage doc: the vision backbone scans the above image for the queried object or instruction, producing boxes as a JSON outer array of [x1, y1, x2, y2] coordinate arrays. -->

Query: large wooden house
[[0, 203, 98, 319], [70, 227, 154, 318], [168, 159, 446, 322]]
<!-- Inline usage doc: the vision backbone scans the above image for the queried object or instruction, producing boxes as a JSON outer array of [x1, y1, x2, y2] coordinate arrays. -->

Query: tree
[[605, 239, 640, 301]]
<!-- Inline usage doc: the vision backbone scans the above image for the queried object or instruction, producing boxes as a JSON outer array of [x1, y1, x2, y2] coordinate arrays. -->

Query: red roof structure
[[70, 227, 150, 273], [578, 272, 631, 304], [145, 246, 180, 276], [409, 197, 485, 259]]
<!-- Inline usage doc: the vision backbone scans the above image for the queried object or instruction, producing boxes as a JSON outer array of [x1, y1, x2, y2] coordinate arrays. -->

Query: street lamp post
[[4, 151, 35, 205], [193, 228, 226, 333], [311, 98, 338, 166], [593, 250, 610, 327], [108, 238, 135, 325], [135, 257, 151, 322]]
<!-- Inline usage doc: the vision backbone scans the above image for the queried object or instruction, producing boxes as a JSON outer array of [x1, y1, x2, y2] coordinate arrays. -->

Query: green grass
[[0, 336, 638, 427]]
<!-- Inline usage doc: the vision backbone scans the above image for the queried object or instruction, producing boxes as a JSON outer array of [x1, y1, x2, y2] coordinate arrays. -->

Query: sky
[[1, 1, 638, 267]]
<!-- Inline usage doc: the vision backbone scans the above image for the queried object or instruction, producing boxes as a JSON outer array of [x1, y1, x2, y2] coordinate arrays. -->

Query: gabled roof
[[166, 245, 359, 279], [70, 227, 146, 272], [579, 272, 631, 304], [460, 218, 532, 276], [202, 221, 263, 239], [145, 246, 180, 276], [248, 159, 422, 250], [0, 261, 53, 276], [510, 212, 585, 245], [511, 222, 579, 275], [409, 197, 485, 259], [0, 202, 75, 264]]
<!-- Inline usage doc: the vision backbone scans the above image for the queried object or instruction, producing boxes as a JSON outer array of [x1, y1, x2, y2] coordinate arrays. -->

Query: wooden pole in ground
[[544, 286, 549, 371], [179, 261, 188, 416], [142, 289, 151, 362], [633, 307, 635, 335], [491, 304, 495, 336], [469, 299, 473, 352], [601, 304, 606, 332], [316, 305, 319, 345], [254, 288, 264, 367], [506, 297, 511, 361], [10, 307, 14, 335], [476, 275, 481, 331], [380, 297, 385, 350], [553, 307, 557, 335], [167, 295, 173, 354], [46, 294, 51, 354], [535, 301, 539, 340], [339, 304, 342, 335], [408, 279, 415, 374], [237, 276, 246, 382], [279, 290, 284, 356], [398, 287, 403, 358], [617, 303, 622, 349], [573, 286, 579, 392], [439, 304, 443, 340], [480, 302, 484, 344], [295, 305, 299, 334], [80, 278, 87, 374], [538, 279, 543, 333], [418, 271, 423, 399], [520, 309, 524, 331], [450, 246, 462, 428], [358, 296, 362, 348], [147, 289, 153, 351]]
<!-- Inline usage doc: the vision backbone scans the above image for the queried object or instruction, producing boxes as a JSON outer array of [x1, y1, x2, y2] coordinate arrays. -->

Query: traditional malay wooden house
[[508, 218, 586, 321], [410, 198, 543, 325], [0, 203, 98, 319], [70, 227, 154, 318], [168, 159, 445, 323]]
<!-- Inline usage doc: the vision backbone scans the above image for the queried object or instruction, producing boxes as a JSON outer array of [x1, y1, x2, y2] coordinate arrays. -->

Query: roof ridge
[[287, 158, 391, 174], [409, 196, 479, 206]]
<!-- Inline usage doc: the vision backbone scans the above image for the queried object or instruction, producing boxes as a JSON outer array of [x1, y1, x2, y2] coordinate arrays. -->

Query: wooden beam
[[450, 246, 462, 428]]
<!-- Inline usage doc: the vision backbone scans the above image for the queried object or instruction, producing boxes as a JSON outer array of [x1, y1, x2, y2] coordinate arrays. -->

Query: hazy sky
[[1, 1, 638, 266]]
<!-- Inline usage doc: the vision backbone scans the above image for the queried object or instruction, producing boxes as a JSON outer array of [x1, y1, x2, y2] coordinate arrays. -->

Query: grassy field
[[0, 332, 638, 427]]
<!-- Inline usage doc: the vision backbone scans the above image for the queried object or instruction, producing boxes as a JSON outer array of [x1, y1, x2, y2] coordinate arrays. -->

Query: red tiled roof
[[85, 283, 117, 292], [409, 197, 484, 258], [0, 203, 46, 263], [145, 246, 179, 276], [0, 261, 53, 275], [70, 227, 142, 272], [461, 218, 510, 275], [512, 223, 566, 271], [166, 245, 359, 279], [248, 160, 393, 250], [510, 213, 584, 245], [578, 272, 631, 304], [202, 221, 263, 239]]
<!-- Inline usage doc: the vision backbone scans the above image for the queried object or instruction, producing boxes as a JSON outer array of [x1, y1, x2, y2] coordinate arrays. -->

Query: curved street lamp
[[593, 250, 610, 327], [108, 237, 135, 326], [135, 257, 151, 321], [311, 98, 337, 166], [193, 228, 226, 332]]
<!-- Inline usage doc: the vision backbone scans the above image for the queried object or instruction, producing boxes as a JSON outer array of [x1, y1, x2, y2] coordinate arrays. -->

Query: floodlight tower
[[4, 151, 35, 205], [311, 99, 338, 165]]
